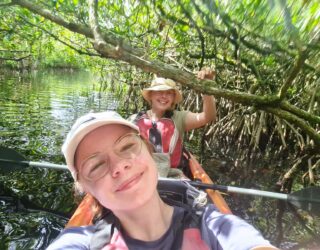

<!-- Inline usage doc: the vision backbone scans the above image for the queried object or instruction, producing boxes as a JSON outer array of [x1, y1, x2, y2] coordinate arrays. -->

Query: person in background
[[47, 111, 278, 250], [130, 68, 216, 177]]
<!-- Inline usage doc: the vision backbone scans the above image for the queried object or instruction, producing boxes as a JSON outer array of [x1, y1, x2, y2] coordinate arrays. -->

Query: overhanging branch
[[11, 0, 143, 57], [0, 54, 31, 61], [21, 17, 99, 57], [11, 0, 319, 147], [278, 50, 308, 100], [263, 107, 320, 146], [280, 101, 320, 125]]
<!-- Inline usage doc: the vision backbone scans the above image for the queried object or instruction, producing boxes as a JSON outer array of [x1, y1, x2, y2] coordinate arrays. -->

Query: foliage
[[1, 69, 319, 249], [0, 0, 319, 199], [0, 2, 91, 69]]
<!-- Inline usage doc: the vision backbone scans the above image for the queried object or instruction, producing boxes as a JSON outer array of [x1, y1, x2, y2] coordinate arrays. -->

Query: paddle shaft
[[1, 145, 318, 210], [190, 181, 288, 201], [0, 159, 68, 170], [0, 156, 303, 201]]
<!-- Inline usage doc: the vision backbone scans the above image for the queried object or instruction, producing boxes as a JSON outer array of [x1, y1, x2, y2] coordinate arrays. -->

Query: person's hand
[[197, 68, 216, 80]]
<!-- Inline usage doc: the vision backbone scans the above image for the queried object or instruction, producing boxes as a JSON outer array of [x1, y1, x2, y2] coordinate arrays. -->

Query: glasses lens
[[114, 133, 142, 159], [81, 155, 109, 181], [79, 134, 142, 182]]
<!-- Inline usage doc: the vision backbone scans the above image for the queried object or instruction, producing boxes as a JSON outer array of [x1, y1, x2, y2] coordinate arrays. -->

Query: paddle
[[1, 147, 319, 214], [190, 181, 320, 215], [0, 146, 67, 172]]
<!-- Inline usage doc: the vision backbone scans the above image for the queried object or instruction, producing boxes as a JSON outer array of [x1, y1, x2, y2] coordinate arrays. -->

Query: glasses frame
[[76, 133, 142, 182]]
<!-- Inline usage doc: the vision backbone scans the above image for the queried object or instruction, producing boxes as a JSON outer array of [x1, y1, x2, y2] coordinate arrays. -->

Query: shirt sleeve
[[172, 110, 189, 137], [46, 226, 95, 250], [201, 205, 274, 250]]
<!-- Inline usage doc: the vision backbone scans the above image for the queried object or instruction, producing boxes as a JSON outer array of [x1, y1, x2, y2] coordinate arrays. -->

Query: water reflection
[[0, 69, 118, 249], [0, 69, 117, 157]]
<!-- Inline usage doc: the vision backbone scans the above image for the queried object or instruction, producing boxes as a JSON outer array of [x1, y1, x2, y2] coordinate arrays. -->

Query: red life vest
[[134, 112, 183, 168]]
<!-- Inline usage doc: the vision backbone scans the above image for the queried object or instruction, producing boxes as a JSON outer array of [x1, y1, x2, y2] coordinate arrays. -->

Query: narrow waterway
[[0, 69, 319, 249]]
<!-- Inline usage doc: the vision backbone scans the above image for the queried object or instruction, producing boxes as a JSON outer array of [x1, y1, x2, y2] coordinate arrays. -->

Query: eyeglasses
[[78, 133, 142, 182], [152, 90, 175, 96]]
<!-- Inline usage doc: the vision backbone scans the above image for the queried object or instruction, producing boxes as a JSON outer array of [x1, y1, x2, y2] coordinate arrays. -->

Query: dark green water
[[0, 69, 319, 249], [0, 69, 118, 249]]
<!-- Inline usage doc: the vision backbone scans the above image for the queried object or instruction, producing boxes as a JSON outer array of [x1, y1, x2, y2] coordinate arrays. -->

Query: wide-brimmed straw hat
[[142, 77, 182, 105], [62, 111, 139, 179]]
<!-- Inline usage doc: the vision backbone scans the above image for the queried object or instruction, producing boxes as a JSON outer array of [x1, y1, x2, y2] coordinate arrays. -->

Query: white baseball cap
[[62, 111, 139, 179]]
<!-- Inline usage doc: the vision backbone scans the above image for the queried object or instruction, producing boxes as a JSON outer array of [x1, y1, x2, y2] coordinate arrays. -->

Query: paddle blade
[[0, 146, 29, 173], [288, 187, 320, 215]]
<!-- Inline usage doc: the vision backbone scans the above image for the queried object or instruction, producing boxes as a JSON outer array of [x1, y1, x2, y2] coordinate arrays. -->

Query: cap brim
[[62, 118, 139, 177]]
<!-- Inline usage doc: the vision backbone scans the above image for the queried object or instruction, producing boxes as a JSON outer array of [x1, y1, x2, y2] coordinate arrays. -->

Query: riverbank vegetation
[[1, 0, 319, 189], [1, 0, 319, 238], [1, 1, 319, 248]]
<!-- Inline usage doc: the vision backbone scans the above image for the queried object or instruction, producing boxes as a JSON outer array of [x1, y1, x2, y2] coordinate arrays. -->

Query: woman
[[130, 68, 216, 177], [47, 111, 278, 250]]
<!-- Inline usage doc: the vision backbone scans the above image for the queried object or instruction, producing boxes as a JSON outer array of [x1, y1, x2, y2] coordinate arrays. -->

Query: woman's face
[[75, 124, 158, 212], [149, 90, 176, 110]]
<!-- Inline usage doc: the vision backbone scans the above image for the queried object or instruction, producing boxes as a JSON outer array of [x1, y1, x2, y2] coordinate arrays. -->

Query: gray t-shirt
[[46, 205, 274, 250], [171, 110, 188, 137]]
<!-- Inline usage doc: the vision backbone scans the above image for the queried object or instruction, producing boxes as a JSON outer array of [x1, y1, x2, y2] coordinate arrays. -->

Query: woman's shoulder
[[202, 205, 275, 250], [172, 110, 189, 122], [173, 110, 189, 116], [171, 110, 189, 133], [46, 225, 95, 250]]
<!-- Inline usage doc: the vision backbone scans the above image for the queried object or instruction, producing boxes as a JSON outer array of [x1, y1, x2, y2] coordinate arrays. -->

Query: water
[[0, 69, 319, 249], [0, 70, 118, 156], [0, 69, 118, 249]]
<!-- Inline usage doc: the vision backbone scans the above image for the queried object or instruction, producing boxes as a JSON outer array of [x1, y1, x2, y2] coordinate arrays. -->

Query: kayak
[[188, 154, 231, 214], [65, 154, 232, 228]]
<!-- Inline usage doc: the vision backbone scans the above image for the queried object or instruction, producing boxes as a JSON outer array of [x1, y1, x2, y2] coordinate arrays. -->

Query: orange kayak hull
[[189, 154, 232, 214]]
